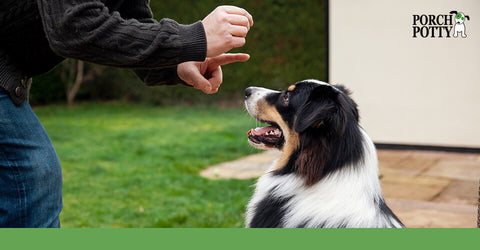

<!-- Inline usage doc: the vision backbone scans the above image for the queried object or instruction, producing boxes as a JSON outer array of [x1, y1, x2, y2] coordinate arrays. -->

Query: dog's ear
[[333, 85, 360, 122], [450, 10, 458, 15], [295, 135, 330, 186], [294, 86, 347, 135], [465, 15, 470, 20]]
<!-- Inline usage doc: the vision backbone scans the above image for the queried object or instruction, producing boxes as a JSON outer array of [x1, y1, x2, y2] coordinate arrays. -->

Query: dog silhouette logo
[[450, 10, 470, 38]]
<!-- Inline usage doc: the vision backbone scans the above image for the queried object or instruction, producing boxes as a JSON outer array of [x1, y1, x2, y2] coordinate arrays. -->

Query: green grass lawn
[[35, 103, 262, 228]]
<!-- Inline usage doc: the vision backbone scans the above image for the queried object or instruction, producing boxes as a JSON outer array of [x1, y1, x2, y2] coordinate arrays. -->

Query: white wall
[[329, 0, 480, 148]]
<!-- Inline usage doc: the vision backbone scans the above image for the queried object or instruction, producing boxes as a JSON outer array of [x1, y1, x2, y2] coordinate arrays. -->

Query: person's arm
[[114, 1, 184, 86], [36, 0, 206, 68], [121, 3, 254, 92]]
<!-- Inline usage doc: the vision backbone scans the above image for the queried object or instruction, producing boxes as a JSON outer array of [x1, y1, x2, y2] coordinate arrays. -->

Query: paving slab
[[433, 180, 479, 206], [380, 175, 451, 201], [377, 150, 411, 164], [200, 150, 279, 179], [386, 198, 477, 228], [422, 159, 480, 181], [379, 157, 438, 177]]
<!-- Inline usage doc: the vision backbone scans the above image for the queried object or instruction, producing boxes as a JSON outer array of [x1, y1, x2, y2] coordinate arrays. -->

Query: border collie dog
[[244, 79, 404, 228]]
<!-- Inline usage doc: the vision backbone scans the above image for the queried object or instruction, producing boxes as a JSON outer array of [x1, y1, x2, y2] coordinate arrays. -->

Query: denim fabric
[[0, 88, 62, 227]]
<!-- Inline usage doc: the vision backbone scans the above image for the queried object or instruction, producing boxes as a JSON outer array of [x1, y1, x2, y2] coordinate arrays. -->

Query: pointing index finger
[[209, 53, 250, 67]]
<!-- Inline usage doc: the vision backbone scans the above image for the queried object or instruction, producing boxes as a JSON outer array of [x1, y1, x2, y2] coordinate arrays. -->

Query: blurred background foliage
[[30, 0, 328, 106]]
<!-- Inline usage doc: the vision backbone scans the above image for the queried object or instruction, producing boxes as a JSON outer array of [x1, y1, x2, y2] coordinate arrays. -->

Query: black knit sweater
[[0, 0, 207, 105]]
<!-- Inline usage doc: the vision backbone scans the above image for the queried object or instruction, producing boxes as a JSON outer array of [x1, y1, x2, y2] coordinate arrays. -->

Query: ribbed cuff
[[177, 21, 207, 63]]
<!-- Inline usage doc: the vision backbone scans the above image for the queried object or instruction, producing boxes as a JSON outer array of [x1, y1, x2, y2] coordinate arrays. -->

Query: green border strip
[[1, 229, 479, 250]]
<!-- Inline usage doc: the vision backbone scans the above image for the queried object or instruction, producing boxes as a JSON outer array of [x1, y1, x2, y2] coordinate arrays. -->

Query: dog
[[244, 79, 404, 228], [450, 10, 470, 38]]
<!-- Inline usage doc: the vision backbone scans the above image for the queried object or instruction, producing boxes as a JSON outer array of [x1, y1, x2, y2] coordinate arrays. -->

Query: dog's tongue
[[247, 126, 277, 136]]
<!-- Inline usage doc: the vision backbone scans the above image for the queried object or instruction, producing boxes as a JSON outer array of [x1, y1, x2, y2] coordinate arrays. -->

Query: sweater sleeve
[[36, 0, 207, 69], [116, 1, 187, 86]]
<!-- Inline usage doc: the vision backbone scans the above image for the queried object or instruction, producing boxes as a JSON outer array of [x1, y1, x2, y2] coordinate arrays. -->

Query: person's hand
[[178, 53, 250, 94], [202, 6, 254, 57]]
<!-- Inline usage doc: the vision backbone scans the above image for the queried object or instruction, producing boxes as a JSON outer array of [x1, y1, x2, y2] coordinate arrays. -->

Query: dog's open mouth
[[247, 122, 284, 149]]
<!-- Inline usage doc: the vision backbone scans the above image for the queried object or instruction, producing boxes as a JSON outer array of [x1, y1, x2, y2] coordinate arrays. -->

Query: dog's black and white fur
[[244, 79, 404, 228]]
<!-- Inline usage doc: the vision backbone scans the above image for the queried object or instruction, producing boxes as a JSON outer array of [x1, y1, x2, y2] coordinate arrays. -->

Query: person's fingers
[[230, 37, 246, 48], [228, 15, 251, 30], [222, 6, 254, 27], [184, 69, 212, 93], [230, 25, 249, 38], [180, 53, 250, 94], [195, 77, 213, 94], [207, 66, 223, 94], [208, 53, 250, 67], [203, 54, 248, 94]]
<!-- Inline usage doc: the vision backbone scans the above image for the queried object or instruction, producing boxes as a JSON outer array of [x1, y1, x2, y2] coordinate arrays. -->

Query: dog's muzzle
[[245, 87, 284, 149]]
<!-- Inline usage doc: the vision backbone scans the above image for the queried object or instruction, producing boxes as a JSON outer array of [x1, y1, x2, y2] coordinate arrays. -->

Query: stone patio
[[200, 149, 480, 228]]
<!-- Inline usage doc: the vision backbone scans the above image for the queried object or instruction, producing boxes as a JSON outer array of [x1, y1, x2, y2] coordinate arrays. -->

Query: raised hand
[[178, 53, 250, 94]]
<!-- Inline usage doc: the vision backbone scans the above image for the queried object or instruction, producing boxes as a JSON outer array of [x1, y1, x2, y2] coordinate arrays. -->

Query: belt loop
[[24, 76, 32, 102]]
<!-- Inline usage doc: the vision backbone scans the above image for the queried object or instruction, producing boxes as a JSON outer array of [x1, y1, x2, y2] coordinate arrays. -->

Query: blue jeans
[[0, 88, 62, 227]]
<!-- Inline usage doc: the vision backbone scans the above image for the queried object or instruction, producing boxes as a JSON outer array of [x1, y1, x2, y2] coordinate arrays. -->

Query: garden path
[[201, 149, 480, 228]]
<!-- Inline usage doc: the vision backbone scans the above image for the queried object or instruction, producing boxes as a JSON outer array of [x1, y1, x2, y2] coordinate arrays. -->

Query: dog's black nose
[[245, 87, 254, 99]]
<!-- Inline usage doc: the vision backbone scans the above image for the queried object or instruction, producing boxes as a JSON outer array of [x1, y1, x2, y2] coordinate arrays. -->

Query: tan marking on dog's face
[[287, 85, 296, 92], [255, 99, 300, 171]]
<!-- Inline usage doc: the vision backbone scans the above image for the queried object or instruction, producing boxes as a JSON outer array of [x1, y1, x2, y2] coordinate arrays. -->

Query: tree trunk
[[67, 60, 85, 106]]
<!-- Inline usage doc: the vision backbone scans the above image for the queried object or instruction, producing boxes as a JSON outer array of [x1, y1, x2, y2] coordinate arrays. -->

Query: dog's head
[[245, 80, 362, 185], [245, 79, 359, 150], [451, 11, 470, 24]]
